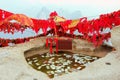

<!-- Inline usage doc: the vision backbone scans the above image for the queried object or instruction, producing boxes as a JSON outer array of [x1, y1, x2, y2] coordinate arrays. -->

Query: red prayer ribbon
[[50, 38, 53, 54], [46, 38, 48, 48]]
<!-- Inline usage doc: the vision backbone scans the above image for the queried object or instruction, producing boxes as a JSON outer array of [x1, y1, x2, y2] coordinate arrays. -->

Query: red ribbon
[[46, 38, 48, 48], [50, 38, 53, 54], [54, 38, 58, 53]]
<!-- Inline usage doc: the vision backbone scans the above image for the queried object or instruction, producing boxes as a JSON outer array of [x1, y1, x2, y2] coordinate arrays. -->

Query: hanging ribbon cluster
[[0, 37, 30, 47], [32, 10, 120, 47], [46, 38, 58, 53], [0, 22, 27, 34], [0, 9, 34, 34], [0, 9, 13, 21], [0, 33, 47, 47], [0, 9, 120, 47]]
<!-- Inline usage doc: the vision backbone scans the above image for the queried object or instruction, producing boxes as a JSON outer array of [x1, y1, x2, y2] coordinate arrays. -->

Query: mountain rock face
[[69, 11, 82, 19], [37, 7, 50, 19]]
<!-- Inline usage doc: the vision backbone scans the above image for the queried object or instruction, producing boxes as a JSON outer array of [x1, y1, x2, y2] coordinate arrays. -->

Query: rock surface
[[0, 27, 120, 80]]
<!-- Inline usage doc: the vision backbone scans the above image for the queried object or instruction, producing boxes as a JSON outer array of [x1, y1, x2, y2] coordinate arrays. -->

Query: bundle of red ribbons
[[0, 9, 120, 47]]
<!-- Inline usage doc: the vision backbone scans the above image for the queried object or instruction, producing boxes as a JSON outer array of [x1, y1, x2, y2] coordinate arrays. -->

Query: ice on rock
[[35, 63, 40, 66], [37, 66, 42, 69], [50, 65, 56, 69], [77, 67, 81, 70], [28, 61, 32, 65], [50, 71, 55, 74], [65, 69, 69, 73], [63, 62, 68, 66], [66, 55, 71, 58], [33, 60, 38, 62], [46, 66, 50, 69]]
